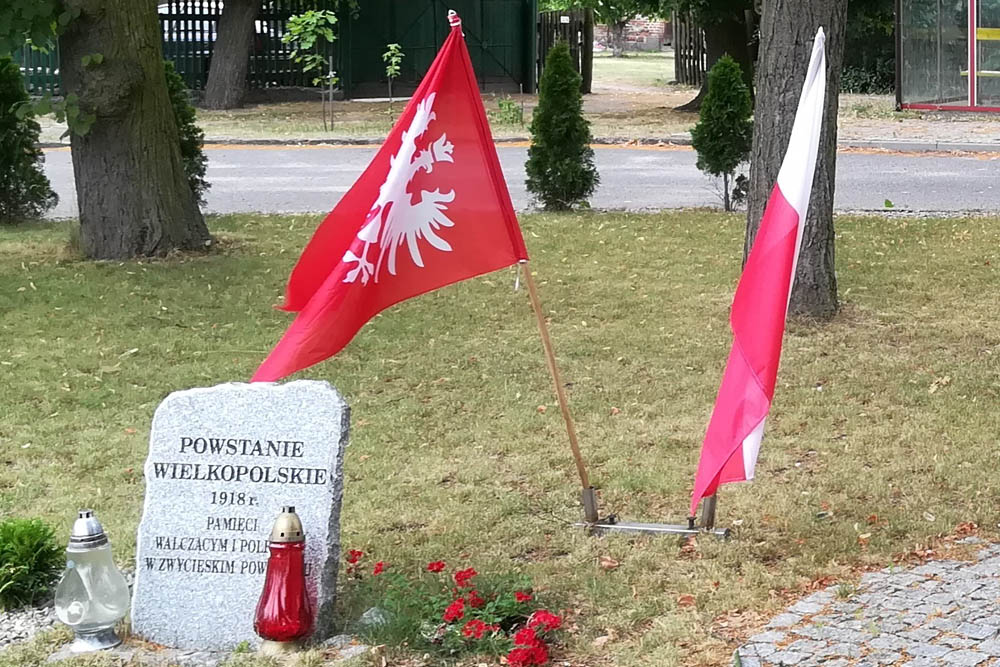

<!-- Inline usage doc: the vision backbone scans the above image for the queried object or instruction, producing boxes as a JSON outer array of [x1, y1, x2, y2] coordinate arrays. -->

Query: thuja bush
[[344, 550, 562, 665], [690, 54, 753, 212], [0, 518, 63, 609], [526, 41, 598, 211], [0, 56, 57, 225], [164, 60, 209, 205]]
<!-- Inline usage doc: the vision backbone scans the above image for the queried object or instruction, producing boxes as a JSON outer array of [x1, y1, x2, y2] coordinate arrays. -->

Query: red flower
[[528, 609, 562, 632], [461, 618, 490, 639], [346, 549, 364, 564], [515, 591, 533, 603], [466, 589, 486, 608], [528, 641, 549, 664], [507, 647, 533, 667], [426, 560, 446, 573], [453, 567, 478, 588], [507, 640, 549, 666], [372, 561, 386, 576], [442, 598, 465, 622], [513, 627, 538, 646]]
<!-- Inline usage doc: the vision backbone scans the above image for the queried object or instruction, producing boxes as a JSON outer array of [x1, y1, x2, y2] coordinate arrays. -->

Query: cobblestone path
[[736, 539, 1000, 666]]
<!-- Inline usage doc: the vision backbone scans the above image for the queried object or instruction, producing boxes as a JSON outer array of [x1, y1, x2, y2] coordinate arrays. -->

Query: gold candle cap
[[269, 506, 305, 543]]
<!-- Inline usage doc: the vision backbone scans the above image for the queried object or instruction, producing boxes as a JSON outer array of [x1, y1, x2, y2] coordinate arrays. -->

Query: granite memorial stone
[[131, 380, 349, 650]]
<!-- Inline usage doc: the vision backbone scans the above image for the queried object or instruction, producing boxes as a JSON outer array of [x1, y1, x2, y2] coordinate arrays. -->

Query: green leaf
[[81, 55, 91, 67]]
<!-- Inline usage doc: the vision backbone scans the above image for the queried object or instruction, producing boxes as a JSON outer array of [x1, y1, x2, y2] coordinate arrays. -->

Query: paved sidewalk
[[736, 538, 1000, 667]]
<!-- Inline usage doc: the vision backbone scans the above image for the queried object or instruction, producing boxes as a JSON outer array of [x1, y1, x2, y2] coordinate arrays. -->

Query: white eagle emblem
[[342, 93, 456, 285]]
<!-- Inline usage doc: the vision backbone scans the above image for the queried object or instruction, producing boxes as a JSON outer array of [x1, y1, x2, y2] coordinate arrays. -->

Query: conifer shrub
[[164, 60, 209, 205], [690, 54, 753, 211], [526, 41, 598, 211], [0, 518, 63, 609], [0, 57, 57, 225]]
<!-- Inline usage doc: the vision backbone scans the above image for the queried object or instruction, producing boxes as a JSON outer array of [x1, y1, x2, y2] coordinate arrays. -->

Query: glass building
[[898, 0, 1000, 110]]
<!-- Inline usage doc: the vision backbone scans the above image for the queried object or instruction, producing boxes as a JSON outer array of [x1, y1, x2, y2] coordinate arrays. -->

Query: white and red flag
[[253, 12, 528, 382], [689, 28, 827, 515]]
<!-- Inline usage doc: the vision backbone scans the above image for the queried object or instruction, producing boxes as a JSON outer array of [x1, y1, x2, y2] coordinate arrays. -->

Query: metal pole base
[[574, 518, 730, 539], [581, 486, 599, 523]]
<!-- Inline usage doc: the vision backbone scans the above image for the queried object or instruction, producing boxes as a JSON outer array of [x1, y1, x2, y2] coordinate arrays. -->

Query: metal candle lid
[[68, 509, 109, 550], [269, 506, 305, 543]]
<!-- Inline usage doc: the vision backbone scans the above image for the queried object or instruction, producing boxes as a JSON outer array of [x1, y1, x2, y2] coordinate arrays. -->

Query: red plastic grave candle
[[254, 506, 313, 654]]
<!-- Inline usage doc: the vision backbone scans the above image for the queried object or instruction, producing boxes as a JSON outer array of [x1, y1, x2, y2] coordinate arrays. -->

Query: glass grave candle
[[54, 510, 131, 652], [254, 506, 313, 654]]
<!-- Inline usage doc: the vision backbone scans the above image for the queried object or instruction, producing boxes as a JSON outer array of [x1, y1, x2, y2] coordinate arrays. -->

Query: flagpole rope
[[522, 262, 596, 517]]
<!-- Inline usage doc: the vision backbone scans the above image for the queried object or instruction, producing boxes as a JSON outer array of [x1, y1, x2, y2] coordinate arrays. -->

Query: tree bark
[[675, 15, 753, 112], [609, 21, 628, 57], [581, 8, 594, 93], [745, 0, 847, 318], [60, 0, 210, 260], [201, 0, 260, 110]]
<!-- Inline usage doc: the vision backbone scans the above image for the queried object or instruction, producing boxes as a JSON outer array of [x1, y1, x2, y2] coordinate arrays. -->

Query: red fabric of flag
[[253, 15, 528, 382], [689, 28, 828, 516]]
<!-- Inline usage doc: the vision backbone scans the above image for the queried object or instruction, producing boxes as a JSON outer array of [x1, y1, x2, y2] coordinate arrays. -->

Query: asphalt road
[[41, 144, 1000, 218]]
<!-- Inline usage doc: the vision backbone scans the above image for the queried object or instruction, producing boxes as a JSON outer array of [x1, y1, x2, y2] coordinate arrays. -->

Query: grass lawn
[[592, 51, 676, 89], [1, 210, 999, 666]]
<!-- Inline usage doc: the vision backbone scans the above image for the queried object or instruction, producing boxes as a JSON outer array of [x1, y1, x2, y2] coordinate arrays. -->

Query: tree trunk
[[581, 8, 594, 93], [609, 21, 627, 57], [745, 0, 847, 318], [60, 0, 210, 260], [723, 172, 731, 211], [675, 16, 753, 112], [201, 0, 260, 110]]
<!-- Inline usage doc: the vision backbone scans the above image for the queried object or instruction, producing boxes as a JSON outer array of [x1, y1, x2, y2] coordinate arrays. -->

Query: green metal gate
[[159, 0, 339, 90], [13, 0, 535, 98], [11, 46, 61, 96], [339, 0, 537, 98]]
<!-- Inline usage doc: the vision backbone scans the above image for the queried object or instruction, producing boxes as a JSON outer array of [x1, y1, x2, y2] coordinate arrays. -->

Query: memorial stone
[[131, 381, 349, 650]]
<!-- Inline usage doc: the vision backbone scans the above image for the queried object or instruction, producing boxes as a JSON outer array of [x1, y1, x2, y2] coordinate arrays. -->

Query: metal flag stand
[[521, 261, 729, 539]]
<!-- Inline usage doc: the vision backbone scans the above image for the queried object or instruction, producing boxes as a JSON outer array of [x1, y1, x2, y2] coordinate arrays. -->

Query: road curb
[[39, 136, 1000, 153], [840, 139, 1000, 153]]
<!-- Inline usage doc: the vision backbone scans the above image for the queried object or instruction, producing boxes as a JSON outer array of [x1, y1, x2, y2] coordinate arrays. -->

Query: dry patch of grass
[[1, 211, 998, 666]]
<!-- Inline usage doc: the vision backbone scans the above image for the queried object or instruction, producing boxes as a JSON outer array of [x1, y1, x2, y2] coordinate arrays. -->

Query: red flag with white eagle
[[689, 28, 827, 515], [253, 11, 528, 382]]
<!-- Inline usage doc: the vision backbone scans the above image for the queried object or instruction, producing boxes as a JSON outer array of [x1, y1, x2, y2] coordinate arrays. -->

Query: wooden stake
[[522, 263, 597, 521]]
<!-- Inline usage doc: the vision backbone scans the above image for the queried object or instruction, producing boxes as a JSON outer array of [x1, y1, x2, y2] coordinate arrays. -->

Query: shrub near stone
[[0, 518, 63, 609]]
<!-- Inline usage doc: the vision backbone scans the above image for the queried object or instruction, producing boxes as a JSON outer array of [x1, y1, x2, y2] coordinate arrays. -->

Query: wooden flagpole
[[521, 262, 600, 523]]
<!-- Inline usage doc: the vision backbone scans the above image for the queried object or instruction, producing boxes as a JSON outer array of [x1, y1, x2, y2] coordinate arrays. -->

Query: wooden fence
[[672, 11, 705, 87], [537, 10, 585, 80]]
